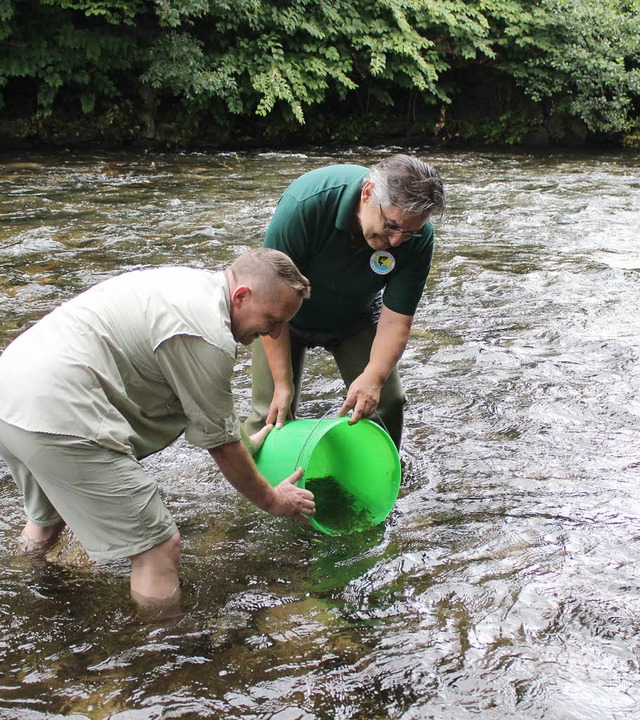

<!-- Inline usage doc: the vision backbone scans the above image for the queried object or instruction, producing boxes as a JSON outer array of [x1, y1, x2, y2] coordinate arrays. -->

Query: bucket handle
[[293, 402, 342, 470], [370, 410, 391, 437]]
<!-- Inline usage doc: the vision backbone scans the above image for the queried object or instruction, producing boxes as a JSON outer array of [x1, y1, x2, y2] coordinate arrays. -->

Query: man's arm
[[260, 194, 312, 429], [208, 440, 314, 517], [338, 305, 412, 424], [260, 326, 296, 429], [155, 337, 313, 517]]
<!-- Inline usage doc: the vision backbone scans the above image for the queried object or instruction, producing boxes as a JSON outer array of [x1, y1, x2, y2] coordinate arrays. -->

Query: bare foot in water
[[20, 520, 66, 558]]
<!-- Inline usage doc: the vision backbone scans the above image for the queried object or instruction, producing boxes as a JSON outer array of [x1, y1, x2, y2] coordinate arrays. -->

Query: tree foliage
[[0, 0, 638, 146], [482, 0, 640, 136]]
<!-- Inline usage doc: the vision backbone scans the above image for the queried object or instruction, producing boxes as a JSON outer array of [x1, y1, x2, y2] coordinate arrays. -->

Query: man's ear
[[361, 180, 374, 205], [231, 284, 252, 308]]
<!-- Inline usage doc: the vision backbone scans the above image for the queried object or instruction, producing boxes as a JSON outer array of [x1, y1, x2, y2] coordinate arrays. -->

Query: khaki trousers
[[0, 419, 177, 560]]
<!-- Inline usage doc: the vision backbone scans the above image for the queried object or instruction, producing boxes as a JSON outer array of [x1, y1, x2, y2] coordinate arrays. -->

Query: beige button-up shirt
[[0, 267, 242, 458]]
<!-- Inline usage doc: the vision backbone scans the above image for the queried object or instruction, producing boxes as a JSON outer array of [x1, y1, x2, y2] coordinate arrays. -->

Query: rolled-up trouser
[[244, 323, 406, 449], [0, 419, 178, 561]]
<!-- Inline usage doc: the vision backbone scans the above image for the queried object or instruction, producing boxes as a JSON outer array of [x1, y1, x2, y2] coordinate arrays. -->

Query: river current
[[0, 148, 639, 719]]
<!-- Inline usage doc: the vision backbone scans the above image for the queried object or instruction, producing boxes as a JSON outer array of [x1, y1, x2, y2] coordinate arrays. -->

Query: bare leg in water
[[130, 531, 182, 610]]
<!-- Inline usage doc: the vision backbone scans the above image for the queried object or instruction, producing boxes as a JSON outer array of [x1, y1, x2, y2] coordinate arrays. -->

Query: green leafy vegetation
[[0, 0, 638, 147]]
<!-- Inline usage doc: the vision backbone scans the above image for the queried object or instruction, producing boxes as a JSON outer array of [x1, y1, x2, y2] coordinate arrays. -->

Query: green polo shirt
[[264, 164, 434, 332]]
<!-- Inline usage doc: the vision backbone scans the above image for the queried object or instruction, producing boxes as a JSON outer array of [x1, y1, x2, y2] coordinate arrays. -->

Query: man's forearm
[[261, 327, 293, 386], [366, 309, 412, 382], [208, 441, 276, 512], [208, 440, 314, 518]]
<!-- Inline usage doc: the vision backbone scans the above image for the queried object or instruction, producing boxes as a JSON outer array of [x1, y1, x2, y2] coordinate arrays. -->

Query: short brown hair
[[229, 248, 311, 300]]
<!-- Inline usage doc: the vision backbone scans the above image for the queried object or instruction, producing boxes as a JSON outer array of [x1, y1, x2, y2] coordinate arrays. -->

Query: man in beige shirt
[[0, 248, 315, 609]]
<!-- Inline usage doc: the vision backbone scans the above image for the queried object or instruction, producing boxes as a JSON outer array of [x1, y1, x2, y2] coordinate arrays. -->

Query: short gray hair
[[366, 154, 445, 218], [230, 248, 311, 300]]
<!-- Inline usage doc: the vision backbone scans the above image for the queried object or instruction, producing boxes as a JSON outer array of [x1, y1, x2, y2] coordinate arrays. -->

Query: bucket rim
[[293, 416, 397, 470]]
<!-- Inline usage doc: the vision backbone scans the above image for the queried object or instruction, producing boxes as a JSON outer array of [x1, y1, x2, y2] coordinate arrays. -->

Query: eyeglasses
[[379, 206, 424, 240]]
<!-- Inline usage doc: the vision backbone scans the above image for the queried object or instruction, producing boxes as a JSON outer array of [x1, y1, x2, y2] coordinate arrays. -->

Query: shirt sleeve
[[154, 334, 241, 449]]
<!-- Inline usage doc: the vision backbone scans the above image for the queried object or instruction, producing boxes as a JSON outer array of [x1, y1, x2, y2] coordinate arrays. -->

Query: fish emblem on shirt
[[370, 251, 396, 275]]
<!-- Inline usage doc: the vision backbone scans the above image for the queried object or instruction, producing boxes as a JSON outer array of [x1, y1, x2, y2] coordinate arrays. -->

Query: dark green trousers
[[245, 324, 406, 449]]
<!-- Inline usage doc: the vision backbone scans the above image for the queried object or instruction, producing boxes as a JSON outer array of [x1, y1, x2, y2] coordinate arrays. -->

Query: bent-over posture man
[[0, 249, 315, 608], [245, 154, 445, 449]]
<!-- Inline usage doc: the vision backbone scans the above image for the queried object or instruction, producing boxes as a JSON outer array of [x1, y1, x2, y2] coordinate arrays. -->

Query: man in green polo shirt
[[245, 154, 445, 449]]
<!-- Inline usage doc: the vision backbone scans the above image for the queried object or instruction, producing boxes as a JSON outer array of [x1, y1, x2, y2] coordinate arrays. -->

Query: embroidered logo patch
[[370, 251, 396, 275]]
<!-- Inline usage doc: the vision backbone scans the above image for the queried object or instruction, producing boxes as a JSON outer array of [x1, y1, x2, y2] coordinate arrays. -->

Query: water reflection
[[1, 148, 640, 719]]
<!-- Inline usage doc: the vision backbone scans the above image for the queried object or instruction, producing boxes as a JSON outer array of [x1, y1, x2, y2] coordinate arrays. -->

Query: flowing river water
[[0, 148, 639, 720]]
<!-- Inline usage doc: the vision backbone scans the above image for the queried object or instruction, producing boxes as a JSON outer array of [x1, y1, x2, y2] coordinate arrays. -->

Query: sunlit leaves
[[153, 0, 210, 28], [142, 32, 237, 103], [39, 0, 144, 25]]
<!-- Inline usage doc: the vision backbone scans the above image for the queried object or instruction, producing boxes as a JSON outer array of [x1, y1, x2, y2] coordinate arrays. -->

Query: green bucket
[[254, 417, 401, 536]]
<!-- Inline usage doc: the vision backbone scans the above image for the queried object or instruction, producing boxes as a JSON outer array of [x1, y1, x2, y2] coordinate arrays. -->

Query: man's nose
[[388, 232, 406, 247]]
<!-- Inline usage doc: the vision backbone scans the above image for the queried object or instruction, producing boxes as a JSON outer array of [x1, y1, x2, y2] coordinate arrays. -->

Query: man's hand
[[210, 444, 314, 518], [265, 381, 295, 429], [265, 468, 315, 517], [338, 372, 383, 425], [247, 423, 273, 456], [338, 306, 412, 425]]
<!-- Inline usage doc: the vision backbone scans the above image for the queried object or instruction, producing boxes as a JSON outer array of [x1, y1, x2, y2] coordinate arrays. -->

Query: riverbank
[[2, 97, 637, 154]]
